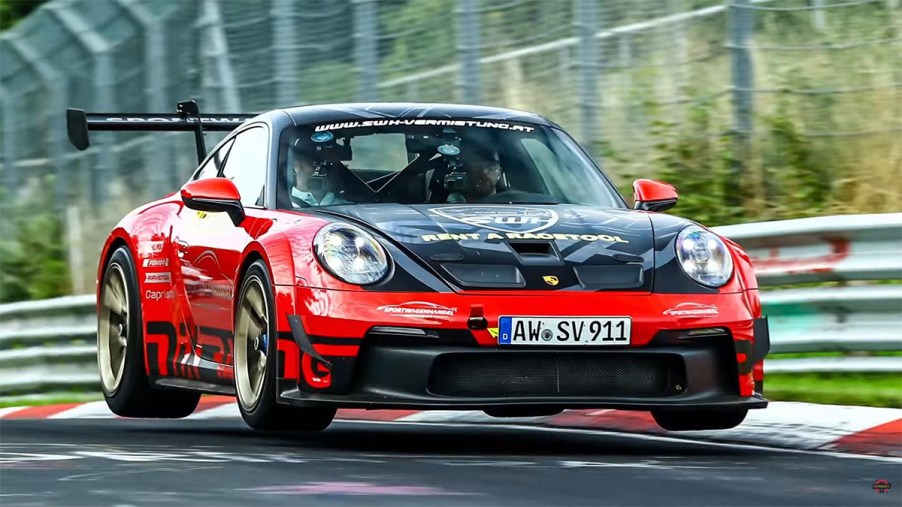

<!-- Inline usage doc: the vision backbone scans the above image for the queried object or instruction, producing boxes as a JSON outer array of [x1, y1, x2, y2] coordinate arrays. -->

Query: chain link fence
[[1, 0, 900, 294]]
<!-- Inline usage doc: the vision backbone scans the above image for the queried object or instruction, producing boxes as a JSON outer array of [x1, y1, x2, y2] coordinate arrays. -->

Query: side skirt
[[151, 376, 236, 396]]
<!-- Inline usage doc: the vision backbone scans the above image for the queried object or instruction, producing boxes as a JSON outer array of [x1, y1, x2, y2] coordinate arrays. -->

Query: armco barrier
[[715, 213, 902, 373], [0, 213, 900, 398]]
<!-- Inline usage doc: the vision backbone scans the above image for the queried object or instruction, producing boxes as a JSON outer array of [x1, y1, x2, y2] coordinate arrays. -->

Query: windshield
[[274, 120, 624, 209]]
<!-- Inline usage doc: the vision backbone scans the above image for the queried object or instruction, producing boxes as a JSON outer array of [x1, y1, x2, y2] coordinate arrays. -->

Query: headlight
[[675, 226, 734, 287], [313, 223, 389, 285]]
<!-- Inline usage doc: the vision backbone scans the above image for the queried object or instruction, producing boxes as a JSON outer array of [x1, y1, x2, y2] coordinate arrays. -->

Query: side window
[[221, 127, 269, 207], [194, 139, 235, 180]]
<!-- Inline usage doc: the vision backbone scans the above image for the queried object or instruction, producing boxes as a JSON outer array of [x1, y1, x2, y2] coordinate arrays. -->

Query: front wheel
[[234, 260, 336, 432], [651, 408, 748, 431]]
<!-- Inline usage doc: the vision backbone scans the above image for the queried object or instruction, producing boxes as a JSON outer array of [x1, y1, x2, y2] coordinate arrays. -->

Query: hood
[[323, 204, 656, 291]]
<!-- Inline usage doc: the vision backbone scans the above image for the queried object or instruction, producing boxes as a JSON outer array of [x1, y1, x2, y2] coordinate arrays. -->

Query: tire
[[98, 246, 200, 418], [234, 260, 336, 432], [651, 408, 748, 431]]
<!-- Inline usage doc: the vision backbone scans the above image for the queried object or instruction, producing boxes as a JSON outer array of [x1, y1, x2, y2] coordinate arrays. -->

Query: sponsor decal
[[377, 301, 457, 318], [138, 240, 165, 257], [143, 258, 169, 268], [144, 272, 172, 284], [186, 280, 233, 301], [145, 289, 175, 301], [543, 275, 559, 286], [314, 119, 535, 133], [430, 206, 558, 234], [105, 116, 245, 124], [663, 302, 719, 318], [419, 231, 628, 244]]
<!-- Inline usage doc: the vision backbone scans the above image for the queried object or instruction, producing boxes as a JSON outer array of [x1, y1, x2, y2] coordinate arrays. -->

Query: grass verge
[[768, 351, 902, 359], [765, 372, 902, 409], [0, 393, 103, 409]]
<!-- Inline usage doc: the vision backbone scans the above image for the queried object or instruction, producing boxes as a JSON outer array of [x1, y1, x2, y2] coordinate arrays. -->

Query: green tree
[[0, 191, 71, 303], [0, 0, 46, 31]]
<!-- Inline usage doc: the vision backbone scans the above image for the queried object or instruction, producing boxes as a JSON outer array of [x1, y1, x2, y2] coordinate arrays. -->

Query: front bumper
[[276, 318, 769, 411]]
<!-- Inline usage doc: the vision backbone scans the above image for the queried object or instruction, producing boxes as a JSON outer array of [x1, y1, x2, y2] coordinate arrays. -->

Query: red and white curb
[[1, 398, 899, 458]]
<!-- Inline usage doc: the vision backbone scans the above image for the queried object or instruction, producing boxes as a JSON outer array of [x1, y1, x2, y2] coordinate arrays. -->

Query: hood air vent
[[573, 264, 644, 289], [508, 241, 563, 266], [441, 264, 526, 288]]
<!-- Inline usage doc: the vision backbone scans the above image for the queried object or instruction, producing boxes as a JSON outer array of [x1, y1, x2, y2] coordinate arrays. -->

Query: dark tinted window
[[276, 121, 623, 208]]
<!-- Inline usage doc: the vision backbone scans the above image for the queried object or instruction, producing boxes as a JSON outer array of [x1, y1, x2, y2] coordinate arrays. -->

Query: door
[[173, 126, 270, 371]]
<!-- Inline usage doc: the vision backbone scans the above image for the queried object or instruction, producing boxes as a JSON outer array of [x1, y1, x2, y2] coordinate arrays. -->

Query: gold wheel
[[98, 263, 129, 394], [235, 276, 269, 410]]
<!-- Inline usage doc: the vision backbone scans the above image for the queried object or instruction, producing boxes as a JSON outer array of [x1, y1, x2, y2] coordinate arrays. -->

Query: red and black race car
[[67, 100, 768, 432]]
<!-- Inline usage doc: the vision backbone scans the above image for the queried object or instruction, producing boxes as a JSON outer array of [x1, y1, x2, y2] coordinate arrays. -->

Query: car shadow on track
[[127, 419, 768, 458]]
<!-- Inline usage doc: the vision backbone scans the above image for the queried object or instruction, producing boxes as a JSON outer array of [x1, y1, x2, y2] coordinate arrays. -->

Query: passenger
[[290, 142, 348, 207]]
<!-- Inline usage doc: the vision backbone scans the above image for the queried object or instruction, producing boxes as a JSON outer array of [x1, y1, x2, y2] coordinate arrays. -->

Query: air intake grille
[[429, 353, 681, 398]]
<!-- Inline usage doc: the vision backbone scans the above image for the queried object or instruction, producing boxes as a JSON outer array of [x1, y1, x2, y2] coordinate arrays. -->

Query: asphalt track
[[1, 418, 899, 506]]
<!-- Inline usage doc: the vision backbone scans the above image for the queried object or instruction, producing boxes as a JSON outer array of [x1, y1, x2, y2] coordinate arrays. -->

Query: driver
[[447, 147, 502, 203], [290, 142, 348, 207]]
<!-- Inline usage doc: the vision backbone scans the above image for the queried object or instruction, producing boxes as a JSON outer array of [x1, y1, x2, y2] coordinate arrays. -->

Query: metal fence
[[717, 212, 902, 372], [0, 213, 899, 400], [0, 0, 901, 295]]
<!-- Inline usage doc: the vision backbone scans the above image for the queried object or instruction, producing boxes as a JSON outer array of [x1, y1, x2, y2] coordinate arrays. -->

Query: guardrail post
[[65, 205, 87, 294], [617, 33, 635, 129], [575, 0, 601, 154], [271, 0, 299, 106], [117, 0, 170, 199], [353, 0, 379, 102], [47, 4, 116, 207], [457, 0, 482, 104], [812, 0, 826, 32], [668, 0, 688, 125], [0, 82, 19, 197], [727, 0, 754, 206], [4, 35, 68, 210], [197, 0, 241, 112]]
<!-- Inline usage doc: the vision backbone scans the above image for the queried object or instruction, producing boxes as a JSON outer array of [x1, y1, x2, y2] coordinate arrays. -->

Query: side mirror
[[180, 178, 246, 226], [633, 179, 678, 212]]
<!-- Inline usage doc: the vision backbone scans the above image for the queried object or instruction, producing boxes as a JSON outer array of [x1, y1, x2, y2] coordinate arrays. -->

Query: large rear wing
[[66, 100, 257, 163]]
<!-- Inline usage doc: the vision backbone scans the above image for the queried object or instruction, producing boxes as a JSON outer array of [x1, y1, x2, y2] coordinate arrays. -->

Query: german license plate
[[498, 316, 631, 345]]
